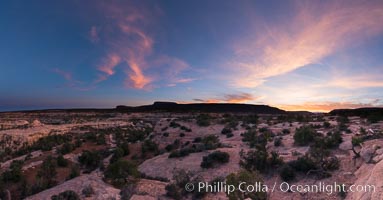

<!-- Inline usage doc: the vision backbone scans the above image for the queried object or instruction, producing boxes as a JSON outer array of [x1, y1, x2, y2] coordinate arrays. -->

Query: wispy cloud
[[323, 75, 383, 89], [97, 53, 121, 82], [125, 59, 152, 89], [230, 1, 383, 88], [94, 2, 190, 89], [193, 92, 257, 103], [173, 78, 196, 83], [52, 68, 94, 91], [53, 68, 72, 81], [89, 26, 100, 43]]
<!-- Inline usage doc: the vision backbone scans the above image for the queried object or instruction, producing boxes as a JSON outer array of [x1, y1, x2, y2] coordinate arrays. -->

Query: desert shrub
[[165, 170, 205, 200], [226, 132, 234, 138], [282, 128, 290, 135], [352, 136, 363, 146], [67, 165, 80, 180], [311, 123, 322, 129], [360, 127, 367, 135], [119, 142, 130, 156], [84, 132, 97, 142], [0, 179, 6, 200], [168, 148, 195, 158], [226, 170, 266, 200], [56, 155, 69, 167], [242, 129, 269, 149], [201, 151, 230, 168], [259, 127, 269, 133], [165, 170, 191, 199], [74, 138, 82, 148], [323, 156, 340, 171], [240, 148, 283, 173], [170, 121, 181, 128], [294, 126, 318, 146], [18, 178, 30, 198], [292, 150, 302, 156], [193, 137, 202, 143], [59, 142, 75, 155], [126, 129, 151, 143], [196, 114, 211, 127], [274, 137, 282, 146], [51, 190, 80, 200], [221, 127, 232, 135], [243, 114, 259, 124], [105, 160, 140, 186], [280, 164, 295, 182], [82, 185, 94, 197], [242, 129, 257, 145], [226, 120, 239, 130], [313, 131, 342, 149], [111, 147, 125, 163], [37, 156, 57, 188], [2, 160, 23, 183], [351, 136, 363, 157], [141, 139, 159, 155], [201, 135, 221, 150], [172, 139, 181, 148], [323, 121, 331, 128], [288, 156, 317, 173], [180, 126, 192, 132], [78, 150, 101, 172], [269, 151, 284, 166], [337, 116, 349, 131], [337, 116, 349, 124], [96, 133, 106, 145], [165, 144, 174, 152], [165, 183, 182, 200], [326, 131, 343, 147], [32, 134, 72, 151]]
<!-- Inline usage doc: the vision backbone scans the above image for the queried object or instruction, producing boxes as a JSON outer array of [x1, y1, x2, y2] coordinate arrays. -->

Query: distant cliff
[[329, 107, 383, 122], [116, 101, 287, 114], [329, 107, 383, 116]]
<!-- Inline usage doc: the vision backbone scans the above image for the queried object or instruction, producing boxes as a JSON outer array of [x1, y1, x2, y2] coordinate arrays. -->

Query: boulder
[[360, 146, 375, 163]]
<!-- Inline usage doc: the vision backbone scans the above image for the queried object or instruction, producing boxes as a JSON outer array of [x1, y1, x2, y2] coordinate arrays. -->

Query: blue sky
[[1, 0, 383, 112]]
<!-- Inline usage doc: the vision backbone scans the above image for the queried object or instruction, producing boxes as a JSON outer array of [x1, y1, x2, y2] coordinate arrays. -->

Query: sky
[[1, 0, 383, 112]]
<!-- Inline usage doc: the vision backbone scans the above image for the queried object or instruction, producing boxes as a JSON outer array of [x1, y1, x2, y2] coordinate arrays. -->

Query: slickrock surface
[[139, 148, 241, 182], [26, 173, 120, 200]]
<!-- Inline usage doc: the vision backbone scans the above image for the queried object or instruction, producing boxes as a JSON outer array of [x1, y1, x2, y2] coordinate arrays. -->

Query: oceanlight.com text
[[186, 181, 376, 195]]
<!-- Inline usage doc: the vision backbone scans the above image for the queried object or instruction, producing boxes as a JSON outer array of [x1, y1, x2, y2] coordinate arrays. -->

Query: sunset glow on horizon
[[1, 0, 383, 112]]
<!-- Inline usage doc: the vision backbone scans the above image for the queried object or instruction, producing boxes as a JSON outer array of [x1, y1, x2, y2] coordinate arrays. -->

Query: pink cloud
[[89, 26, 100, 43], [193, 92, 257, 104], [53, 68, 72, 81], [230, 1, 383, 88], [173, 78, 196, 83], [325, 75, 383, 89], [125, 59, 152, 89], [98, 54, 121, 76], [94, 2, 190, 90]]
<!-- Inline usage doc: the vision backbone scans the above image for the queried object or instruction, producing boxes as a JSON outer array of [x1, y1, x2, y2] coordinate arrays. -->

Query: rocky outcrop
[[138, 148, 241, 182], [347, 160, 383, 200], [26, 173, 120, 200]]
